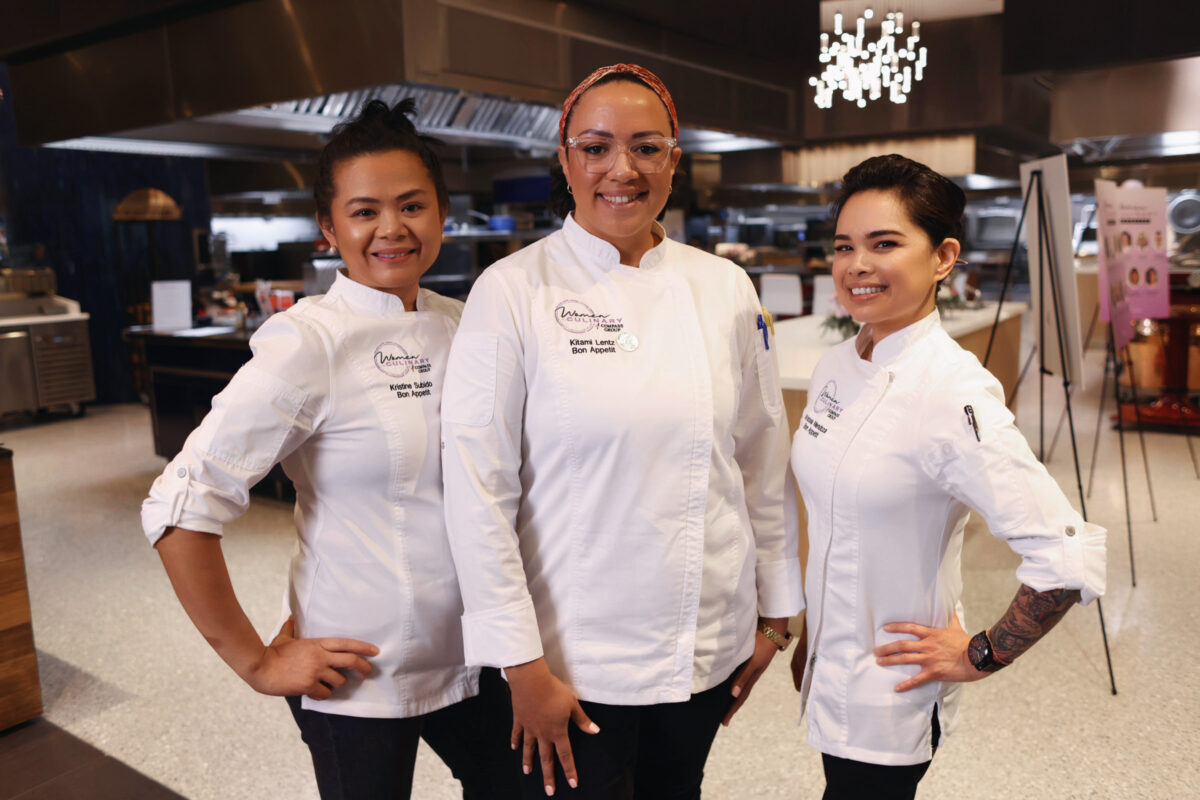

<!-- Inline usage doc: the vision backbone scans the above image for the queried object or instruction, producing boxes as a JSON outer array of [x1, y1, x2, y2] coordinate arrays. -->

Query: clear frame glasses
[[564, 136, 678, 174]]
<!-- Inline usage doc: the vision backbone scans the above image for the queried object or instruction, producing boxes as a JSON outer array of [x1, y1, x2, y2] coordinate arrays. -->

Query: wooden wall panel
[[0, 451, 42, 731]]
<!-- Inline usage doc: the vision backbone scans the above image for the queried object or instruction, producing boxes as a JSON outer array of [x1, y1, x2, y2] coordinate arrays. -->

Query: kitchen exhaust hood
[[9, 0, 800, 165], [1050, 55, 1200, 164], [42, 81, 780, 164]]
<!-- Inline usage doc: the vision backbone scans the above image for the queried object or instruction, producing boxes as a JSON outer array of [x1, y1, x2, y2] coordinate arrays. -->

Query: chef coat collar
[[855, 309, 941, 366], [329, 268, 426, 316], [561, 213, 668, 271]]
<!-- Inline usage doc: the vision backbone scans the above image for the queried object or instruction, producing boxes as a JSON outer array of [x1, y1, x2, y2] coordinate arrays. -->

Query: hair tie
[[558, 63, 678, 143]]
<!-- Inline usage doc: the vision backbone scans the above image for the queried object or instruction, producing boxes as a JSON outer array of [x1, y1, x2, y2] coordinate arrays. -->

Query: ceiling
[[820, 0, 1003, 28], [6, 0, 1200, 190]]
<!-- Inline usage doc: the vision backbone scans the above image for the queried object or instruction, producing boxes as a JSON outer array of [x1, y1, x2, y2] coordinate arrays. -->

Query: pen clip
[[964, 405, 981, 442], [760, 307, 775, 335], [757, 314, 770, 350]]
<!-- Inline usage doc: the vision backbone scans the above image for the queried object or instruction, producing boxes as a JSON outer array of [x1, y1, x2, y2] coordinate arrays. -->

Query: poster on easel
[[1020, 155, 1086, 389], [1095, 179, 1135, 348], [1095, 180, 1169, 333]]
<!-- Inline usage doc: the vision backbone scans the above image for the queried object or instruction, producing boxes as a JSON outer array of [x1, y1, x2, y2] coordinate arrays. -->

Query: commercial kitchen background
[[1, 1, 1199, 798]]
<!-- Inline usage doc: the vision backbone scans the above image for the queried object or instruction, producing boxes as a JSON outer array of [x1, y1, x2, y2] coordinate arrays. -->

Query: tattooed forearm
[[987, 584, 1080, 665]]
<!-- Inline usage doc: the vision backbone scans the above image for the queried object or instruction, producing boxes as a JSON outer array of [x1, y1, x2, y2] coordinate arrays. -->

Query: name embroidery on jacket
[[374, 341, 433, 397], [554, 299, 627, 355]]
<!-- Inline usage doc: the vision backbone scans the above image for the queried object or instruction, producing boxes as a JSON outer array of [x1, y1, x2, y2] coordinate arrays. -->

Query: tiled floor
[[1, 339, 1198, 798]]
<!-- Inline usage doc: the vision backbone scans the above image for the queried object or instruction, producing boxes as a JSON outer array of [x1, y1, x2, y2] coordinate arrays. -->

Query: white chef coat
[[440, 214, 803, 706], [791, 310, 1106, 765], [142, 271, 477, 719]]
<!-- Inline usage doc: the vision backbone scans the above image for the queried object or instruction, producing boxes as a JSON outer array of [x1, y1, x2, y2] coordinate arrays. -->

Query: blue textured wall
[[0, 62, 210, 403]]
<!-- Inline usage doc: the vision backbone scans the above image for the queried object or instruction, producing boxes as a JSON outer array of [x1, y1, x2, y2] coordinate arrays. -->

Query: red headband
[[558, 63, 679, 143]]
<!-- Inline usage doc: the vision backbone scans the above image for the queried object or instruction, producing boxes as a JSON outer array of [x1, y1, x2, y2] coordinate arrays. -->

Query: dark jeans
[[820, 705, 941, 800], [287, 666, 520, 800], [517, 666, 741, 800]]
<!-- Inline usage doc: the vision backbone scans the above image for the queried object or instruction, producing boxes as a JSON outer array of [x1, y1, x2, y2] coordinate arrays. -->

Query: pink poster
[[1095, 181, 1131, 347], [1096, 180, 1169, 330]]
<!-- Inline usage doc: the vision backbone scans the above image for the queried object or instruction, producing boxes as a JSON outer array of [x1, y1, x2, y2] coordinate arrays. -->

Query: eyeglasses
[[564, 136, 678, 174]]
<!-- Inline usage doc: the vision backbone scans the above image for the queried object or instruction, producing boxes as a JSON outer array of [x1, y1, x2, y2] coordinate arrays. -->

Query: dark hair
[[831, 154, 965, 246], [314, 98, 448, 219], [549, 74, 676, 220]]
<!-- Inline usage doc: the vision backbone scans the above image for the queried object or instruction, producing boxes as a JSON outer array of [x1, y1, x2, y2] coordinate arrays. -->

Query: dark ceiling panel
[[573, 0, 815, 68], [7, 28, 175, 142], [0, 0, 252, 63], [1003, 0, 1200, 74]]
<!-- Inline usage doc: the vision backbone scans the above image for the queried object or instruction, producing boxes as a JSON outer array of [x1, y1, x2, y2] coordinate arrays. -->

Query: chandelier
[[809, 9, 928, 109]]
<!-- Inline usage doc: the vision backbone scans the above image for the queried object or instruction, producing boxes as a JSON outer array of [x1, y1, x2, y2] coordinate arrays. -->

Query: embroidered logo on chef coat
[[555, 298, 631, 355], [373, 341, 431, 379], [812, 380, 844, 420], [554, 299, 625, 334], [802, 380, 843, 439], [555, 299, 602, 333]]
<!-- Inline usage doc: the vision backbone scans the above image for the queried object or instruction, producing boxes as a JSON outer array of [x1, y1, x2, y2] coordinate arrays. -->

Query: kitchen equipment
[[1167, 192, 1200, 235], [0, 269, 95, 415]]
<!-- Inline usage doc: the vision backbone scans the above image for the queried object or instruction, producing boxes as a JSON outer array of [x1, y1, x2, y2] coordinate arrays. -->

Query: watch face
[[968, 631, 1003, 673]]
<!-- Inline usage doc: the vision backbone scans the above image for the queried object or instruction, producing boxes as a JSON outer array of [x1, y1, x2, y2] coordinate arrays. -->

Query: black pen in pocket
[[963, 405, 981, 442]]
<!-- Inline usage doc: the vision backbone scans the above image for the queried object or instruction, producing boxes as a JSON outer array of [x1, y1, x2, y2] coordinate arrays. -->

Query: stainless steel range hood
[[43, 82, 564, 162], [9, 0, 800, 163], [42, 80, 781, 167], [1050, 55, 1200, 164]]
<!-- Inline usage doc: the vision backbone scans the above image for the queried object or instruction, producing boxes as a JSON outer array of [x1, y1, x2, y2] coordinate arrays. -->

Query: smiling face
[[557, 80, 681, 265], [833, 189, 959, 347], [317, 149, 445, 308]]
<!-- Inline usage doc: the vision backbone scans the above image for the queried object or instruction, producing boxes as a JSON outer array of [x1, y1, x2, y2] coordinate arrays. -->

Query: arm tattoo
[[987, 584, 1080, 665]]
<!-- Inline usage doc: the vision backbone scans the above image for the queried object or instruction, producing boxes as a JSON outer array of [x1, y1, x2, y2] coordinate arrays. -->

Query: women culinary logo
[[373, 341, 430, 378], [554, 299, 624, 334], [554, 299, 600, 333], [813, 380, 843, 417]]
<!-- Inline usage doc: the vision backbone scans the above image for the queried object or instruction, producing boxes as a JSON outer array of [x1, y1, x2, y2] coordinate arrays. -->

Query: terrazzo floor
[[2, 340, 1198, 799]]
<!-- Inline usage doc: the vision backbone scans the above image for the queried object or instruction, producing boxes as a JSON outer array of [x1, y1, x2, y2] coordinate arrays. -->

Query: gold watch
[[757, 619, 792, 651]]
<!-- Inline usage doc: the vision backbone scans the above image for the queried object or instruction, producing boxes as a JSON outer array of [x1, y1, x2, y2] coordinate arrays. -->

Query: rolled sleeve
[[141, 462, 228, 546], [921, 372, 1106, 604], [140, 314, 327, 547]]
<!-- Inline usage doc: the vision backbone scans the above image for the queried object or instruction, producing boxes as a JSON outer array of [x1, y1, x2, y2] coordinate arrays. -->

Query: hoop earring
[[567, 184, 574, 195]]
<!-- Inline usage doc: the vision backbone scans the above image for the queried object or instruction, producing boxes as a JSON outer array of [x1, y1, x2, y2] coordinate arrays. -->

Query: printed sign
[[1095, 180, 1169, 337]]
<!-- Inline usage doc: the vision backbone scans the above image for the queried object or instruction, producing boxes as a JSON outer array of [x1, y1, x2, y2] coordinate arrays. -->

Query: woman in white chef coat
[[788, 154, 1106, 799], [440, 64, 803, 799], [141, 99, 518, 800]]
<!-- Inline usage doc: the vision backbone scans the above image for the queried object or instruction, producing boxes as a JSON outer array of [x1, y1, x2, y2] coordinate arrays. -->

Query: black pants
[[518, 667, 740, 800], [287, 667, 520, 800], [820, 706, 941, 800]]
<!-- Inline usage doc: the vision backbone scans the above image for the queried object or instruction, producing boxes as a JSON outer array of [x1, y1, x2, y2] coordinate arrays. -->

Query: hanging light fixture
[[809, 7, 928, 109]]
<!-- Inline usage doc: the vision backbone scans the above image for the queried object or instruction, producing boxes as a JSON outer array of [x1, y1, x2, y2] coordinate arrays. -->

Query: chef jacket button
[[1065, 525, 1076, 537], [941, 443, 953, 457], [176, 466, 188, 478]]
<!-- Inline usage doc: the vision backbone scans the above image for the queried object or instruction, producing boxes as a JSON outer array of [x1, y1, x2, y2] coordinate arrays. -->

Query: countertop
[[0, 311, 90, 327], [125, 324, 254, 346], [774, 302, 1027, 391]]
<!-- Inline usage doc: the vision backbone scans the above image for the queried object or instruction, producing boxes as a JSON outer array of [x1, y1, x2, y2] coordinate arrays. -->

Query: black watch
[[967, 630, 1007, 673]]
